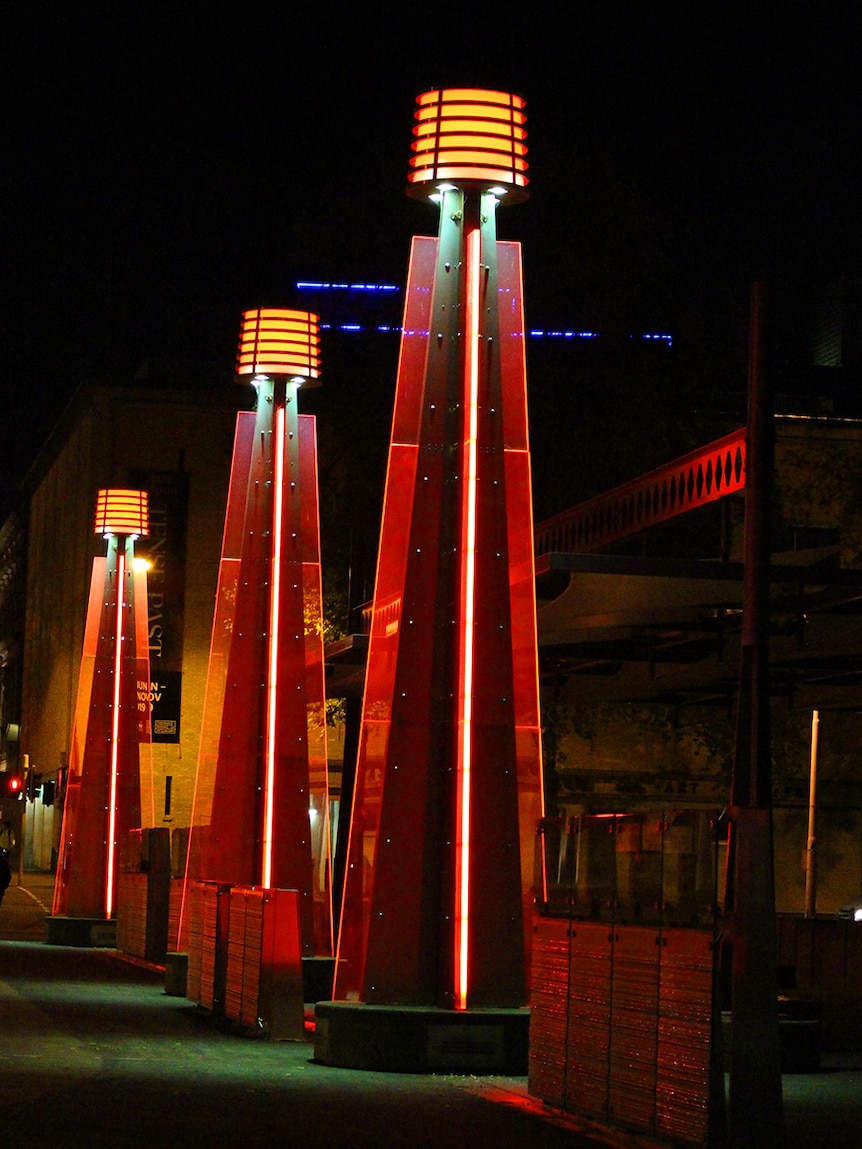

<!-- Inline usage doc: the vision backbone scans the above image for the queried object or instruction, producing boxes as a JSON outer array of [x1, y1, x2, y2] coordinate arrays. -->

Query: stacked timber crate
[[187, 882, 304, 1040]]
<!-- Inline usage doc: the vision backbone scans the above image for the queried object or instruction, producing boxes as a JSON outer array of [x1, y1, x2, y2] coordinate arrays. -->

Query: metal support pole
[[17, 753, 28, 886], [804, 709, 819, 919], [727, 281, 784, 1148]]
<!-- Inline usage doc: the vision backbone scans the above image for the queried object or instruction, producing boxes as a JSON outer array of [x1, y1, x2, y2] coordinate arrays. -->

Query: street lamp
[[182, 308, 331, 962], [323, 89, 543, 1069]]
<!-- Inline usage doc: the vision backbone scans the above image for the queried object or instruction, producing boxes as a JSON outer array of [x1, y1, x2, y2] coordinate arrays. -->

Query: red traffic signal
[[1, 773, 23, 797]]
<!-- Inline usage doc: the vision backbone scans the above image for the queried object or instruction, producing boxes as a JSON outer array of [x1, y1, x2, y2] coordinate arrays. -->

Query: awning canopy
[[537, 549, 862, 710], [325, 548, 862, 711]]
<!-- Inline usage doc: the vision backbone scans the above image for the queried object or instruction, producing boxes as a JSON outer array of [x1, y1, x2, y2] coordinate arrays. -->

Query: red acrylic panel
[[335, 216, 544, 1010], [265, 399, 328, 954], [135, 562, 156, 828], [179, 411, 255, 948], [115, 548, 147, 844], [334, 237, 442, 1003], [462, 216, 529, 1007], [500, 240, 545, 969], [298, 413, 333, 956], [496, 241, 531, 452], [52, 539, 149, 919], [204, 387, 275, 891], [390, 236, 437, 446], [52, 557, 107, 917]]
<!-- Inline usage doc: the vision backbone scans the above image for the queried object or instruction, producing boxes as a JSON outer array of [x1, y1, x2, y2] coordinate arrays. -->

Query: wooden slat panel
[[608, 926, 660, 1133], [565, 921, 612, 1116], [529, 915, 716, 1147], [116, 872, 147, 958], [656, 929, 713, 1146], [186, 880, 230, 1011], [167, 877, 184, 953], [241, 890, 263, 1028], [528, 917, 570, 1107], [224, 887, 249, 1023]]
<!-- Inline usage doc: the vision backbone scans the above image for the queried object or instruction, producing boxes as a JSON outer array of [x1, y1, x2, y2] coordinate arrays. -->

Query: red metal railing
[[534, 427, 746, 556]]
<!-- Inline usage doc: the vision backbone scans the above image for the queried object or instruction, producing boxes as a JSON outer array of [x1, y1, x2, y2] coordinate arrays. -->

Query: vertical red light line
[[105, 546, 125, 918], [263, 400, 286, 888], [455, 223, 481, 1010]]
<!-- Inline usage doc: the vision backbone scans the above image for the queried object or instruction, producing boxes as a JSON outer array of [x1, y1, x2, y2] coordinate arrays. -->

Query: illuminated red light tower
[[321, 89, 543, 1068], [183, 309, 332, 959], [52, 489, 151, 929]]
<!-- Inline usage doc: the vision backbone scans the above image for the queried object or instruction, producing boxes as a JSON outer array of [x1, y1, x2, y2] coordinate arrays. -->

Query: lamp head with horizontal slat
[[236, 308, 321, 388], [94, 489, 149, 538], [407, 88, 529, 204]]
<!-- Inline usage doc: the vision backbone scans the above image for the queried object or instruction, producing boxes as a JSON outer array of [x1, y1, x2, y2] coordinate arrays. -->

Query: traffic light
[[1, 773, 23, 799]]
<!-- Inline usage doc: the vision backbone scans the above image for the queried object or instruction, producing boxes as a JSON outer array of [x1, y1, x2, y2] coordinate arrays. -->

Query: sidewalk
[[1, 874, 861, 1148], [0, 942, 602, 1149], [0, 871, 54, 943]]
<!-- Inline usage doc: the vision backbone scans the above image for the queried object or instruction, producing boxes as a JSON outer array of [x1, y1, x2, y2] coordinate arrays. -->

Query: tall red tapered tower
[[324, 90, 543, 1064], [52, 489, 152, 929], [182, 309, 332, 959]]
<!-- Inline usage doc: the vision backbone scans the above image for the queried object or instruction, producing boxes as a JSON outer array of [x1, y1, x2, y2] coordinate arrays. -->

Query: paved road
[[2, 874, 861, 1148]]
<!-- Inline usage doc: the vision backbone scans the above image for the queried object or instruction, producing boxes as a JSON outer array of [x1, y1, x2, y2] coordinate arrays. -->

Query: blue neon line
[[316, 324, 668, 343], [296, 281, 401, 293], [295, 281, 670, 342]]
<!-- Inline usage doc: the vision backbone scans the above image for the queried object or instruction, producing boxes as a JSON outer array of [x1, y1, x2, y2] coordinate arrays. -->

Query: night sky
[[2, 4, 860, 516]]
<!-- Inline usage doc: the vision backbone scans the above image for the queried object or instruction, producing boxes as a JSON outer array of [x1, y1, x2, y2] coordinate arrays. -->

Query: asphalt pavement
[[2, 874, 861, 1148]]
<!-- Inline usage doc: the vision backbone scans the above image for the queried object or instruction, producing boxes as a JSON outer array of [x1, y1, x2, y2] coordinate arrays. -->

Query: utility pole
[[726, 281, 784, 1147], [804, 710, 820, 918]]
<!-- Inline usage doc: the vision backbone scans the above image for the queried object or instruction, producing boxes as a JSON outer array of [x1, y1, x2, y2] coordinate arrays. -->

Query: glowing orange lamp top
[[94, 489, 149, 538], [236, 309, 321, 386], [407, 88, 528, 202]]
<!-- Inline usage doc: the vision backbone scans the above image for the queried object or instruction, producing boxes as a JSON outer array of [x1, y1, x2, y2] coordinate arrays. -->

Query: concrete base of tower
[[312, 1001, 530, 1073], [302, 956, 336, 1004], [45, 916, 117, 948]]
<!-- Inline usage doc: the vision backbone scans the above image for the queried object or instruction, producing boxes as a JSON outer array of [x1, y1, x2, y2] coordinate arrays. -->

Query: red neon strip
[[454, 224, 481, 1010], [105, 547, 125, 919], [262, 401, 286, 888]]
